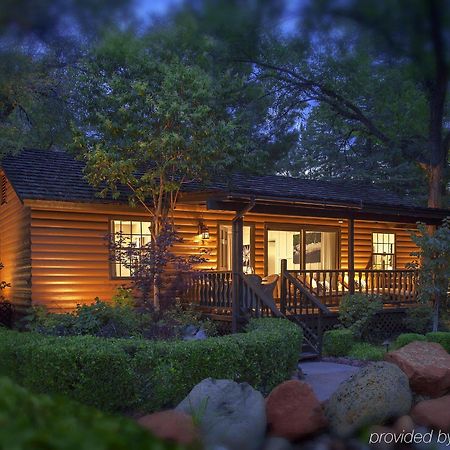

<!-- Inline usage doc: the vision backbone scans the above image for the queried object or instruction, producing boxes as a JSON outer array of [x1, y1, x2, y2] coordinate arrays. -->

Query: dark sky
[[135, 0, 298, 33]]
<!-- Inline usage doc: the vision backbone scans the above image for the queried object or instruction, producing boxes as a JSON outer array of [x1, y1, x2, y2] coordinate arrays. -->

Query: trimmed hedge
[[322, 329, 354, 356], [347, 342, 385, 361], [0, 376, 179, 450], [0, 318, 301, 413], [427, 332, 450, 352], [394, 333, 427, 349]]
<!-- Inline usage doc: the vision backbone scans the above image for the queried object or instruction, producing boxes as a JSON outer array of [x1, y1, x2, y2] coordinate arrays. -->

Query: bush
[[426, 332, 450, 352], [395, 333, 427, 348], [338, 294, 383, 340], [403, 304, 433, 334], [0, 376, 178, 450], [348, 342, 385, 361], [323, 329, 355, 356], [24, 298, 218, 340], [0, 318, 301, 413]]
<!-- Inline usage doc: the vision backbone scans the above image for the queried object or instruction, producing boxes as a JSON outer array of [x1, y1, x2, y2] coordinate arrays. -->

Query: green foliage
[[25, 299, 152, 338], [0, 318, 301, 413], [163, 304, 218, 337], [338, 294, 383, 340], [348, 343, 385, 361], [0, 376, 179, 450], [403, 304, 434, 334], [112, 286, 136, 307], [394, 333, 427, 349], [322, 329, 355, 357], [71, 31, 255, 213], [426, 332, 450, 352], [24, 299, 220, 340], [410, 219, 450, 330]]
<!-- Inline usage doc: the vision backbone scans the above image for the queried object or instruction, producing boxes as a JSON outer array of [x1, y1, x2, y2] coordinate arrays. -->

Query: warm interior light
[[198, 221, 210, 240]]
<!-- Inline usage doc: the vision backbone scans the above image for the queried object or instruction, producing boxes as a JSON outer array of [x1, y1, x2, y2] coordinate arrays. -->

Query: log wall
[[0, 174, 31, 309], [0, 189, 420, 312]]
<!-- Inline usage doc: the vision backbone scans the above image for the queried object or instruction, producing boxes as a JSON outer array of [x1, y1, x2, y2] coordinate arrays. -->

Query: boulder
[[176, 378, 266, 450], [385, 341, 450, 398], [137, 410, 199, 445], [325, 362, 412, 438], [266, 380, 327, 440], [411, 395, 450, 431]]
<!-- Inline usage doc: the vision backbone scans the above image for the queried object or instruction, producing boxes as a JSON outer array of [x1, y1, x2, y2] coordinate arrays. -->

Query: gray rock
[[176, 378, 266, 450], [263, 436, 293, 450], [182, 325, 208, 340], [325, 362, 412, 438]]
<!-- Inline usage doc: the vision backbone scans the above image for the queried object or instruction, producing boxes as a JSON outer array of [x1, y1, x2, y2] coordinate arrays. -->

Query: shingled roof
[[0, 148, 440, 212]]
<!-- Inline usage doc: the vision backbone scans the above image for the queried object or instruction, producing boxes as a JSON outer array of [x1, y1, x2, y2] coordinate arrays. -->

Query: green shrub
[[403, 304, 433, 334], [0, 376, 179, 450], [348, 342, 385, 361], [323, 329, 355, 356], [426, 332, 450, 352], [395, 333, 427, 348], [338, 294, 383, 340], [0, 318, 301, 413]]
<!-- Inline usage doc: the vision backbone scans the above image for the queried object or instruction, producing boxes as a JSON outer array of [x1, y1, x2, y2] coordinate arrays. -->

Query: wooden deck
[[182, 266, 418, 354]]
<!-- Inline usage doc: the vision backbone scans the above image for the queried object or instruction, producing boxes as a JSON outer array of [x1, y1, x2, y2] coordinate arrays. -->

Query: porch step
[[300, 351, 320, 361]]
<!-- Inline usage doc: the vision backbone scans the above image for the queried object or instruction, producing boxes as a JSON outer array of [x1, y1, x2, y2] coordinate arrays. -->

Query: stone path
[[299, 361, 361, 402]]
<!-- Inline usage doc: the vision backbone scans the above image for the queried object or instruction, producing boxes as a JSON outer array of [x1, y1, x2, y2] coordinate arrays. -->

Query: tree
[[146, 0, 296, 174], [0, 0, 133, 159], [410, 218, 450, 331], [71, 32, 255, 308], [251, 0, 450, 207]]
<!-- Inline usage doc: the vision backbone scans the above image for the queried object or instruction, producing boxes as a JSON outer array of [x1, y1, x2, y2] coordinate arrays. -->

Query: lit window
[[111, 220, 151, 278], [372, 233, 395, 270]]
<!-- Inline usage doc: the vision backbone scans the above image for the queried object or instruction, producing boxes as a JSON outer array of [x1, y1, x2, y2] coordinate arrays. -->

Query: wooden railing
[[183, 271, 232, 309], [281, 266, 330, 354], [285, 268, 418, 308], [182, 271, 283, 319], [239, 273, 283, 318]]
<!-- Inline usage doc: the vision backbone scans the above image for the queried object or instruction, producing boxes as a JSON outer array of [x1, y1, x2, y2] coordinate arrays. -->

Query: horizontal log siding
[[26, 200, 419, 311], [0, 176, 31, 309]]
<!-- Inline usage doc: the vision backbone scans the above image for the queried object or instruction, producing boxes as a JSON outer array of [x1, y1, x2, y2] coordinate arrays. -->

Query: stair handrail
[[284, 271, 331, 315], [238, 272, 284, 318]]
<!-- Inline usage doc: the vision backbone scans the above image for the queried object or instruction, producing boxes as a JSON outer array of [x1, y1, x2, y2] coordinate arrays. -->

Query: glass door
[[266, 227, 338, 274], [218, 224, 254, 273], [267, 229, 302, 274], [304, 230, 338, 270]]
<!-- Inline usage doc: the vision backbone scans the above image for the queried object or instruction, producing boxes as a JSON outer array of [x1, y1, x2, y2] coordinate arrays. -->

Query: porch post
[[280, 259, 287, 315], [231, 215, 244, 333], [348, 217, 355, 294]]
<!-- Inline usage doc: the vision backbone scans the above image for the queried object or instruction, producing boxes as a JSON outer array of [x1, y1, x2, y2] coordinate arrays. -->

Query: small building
[[0, 148, 448, 350]]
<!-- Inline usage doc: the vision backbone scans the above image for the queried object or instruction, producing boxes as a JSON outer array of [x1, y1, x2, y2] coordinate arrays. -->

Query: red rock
[[385, 341, 450, 397], [411, 396, 450, 431], [137, 410, 199, 445], [266, 380, 328, 440], [393, 415, 415, 434]]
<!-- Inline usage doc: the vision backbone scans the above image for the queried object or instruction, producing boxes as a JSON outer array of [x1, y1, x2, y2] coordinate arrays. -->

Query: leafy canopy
[[72, 32, 252, 220]]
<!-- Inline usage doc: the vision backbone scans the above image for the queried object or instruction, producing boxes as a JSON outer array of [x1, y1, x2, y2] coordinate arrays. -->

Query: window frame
[[216, 221, 256, 272], [264, 223, 341, 275], [371, 231, 396, 270], [109, 217, 152, 280]]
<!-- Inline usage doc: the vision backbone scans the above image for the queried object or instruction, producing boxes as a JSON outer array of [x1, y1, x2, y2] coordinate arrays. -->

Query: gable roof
[[1, 148, 448, 222]]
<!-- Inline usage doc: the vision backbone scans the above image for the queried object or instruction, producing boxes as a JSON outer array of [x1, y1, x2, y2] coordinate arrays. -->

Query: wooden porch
[[181, 264, 418, 355], [182, 266, 418, 315]]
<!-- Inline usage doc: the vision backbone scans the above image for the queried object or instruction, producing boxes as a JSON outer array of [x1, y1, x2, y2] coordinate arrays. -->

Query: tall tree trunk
[[427, 0, 448, 209], [427, 163, 444, 208]]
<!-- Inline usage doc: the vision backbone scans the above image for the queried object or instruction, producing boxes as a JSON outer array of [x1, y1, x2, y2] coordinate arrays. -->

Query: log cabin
[[1, 148, 448, 351]]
